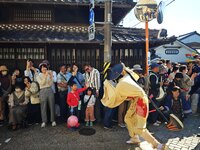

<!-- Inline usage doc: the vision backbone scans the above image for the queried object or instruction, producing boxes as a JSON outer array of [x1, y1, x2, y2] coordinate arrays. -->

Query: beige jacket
[[25, 82, 40, 104], [36, 73, 53, 89]]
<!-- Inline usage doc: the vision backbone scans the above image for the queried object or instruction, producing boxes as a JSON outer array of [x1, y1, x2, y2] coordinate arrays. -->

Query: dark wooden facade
[[0, 42, 146, 72], [0, 0, 174, 72]]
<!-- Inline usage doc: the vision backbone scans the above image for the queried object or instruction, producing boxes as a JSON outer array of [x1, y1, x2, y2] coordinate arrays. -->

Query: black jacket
[[149, 72, 160, 97], [189, 74, 200, 95]]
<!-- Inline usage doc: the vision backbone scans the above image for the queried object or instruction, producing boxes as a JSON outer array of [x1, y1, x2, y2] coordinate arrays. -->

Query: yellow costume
[[101, 73, 161, 148]]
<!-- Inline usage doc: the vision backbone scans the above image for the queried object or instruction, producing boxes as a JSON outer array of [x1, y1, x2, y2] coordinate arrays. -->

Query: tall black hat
[[107, 63, 123, 80]]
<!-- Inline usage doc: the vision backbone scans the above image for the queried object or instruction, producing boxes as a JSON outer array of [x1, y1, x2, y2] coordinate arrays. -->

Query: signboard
[[89, 0, 95, 40], [88, 23, 95, 41]]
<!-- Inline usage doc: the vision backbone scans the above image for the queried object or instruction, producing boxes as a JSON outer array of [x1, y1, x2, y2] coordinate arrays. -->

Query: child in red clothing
[[67, 81, 88, 122]]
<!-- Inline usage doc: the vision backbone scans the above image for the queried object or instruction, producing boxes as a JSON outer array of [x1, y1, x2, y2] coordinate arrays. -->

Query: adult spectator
[[8, 84, 28, 130], [168, 66, 179, 82], [166, 60, 172, 75], [42, 60, 57, 95], [11, 68, 24, 91], [66, 64, 72, 73], [160, 86, 185, 122], [37, 63, 56, 128], [0, 65, 12, 124], [24, 59, 39, 81], [148, 63, 163, 126], [84, 64, 100, 95], [187, 60, 196, 76], [69, 63, 85, 122], [179, 65, 196, 99], [172, 72, 183, 88], [69, 63, 85, 91], [132, 64, 145, 89], [189, 69, 200, 116], [24, 76, 41, 124], [57, 64, 71, 122], [84, 64, 101, 122]]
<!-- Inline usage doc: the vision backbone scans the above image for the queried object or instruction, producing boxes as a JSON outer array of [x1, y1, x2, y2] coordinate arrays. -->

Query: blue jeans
[[103, 107, 115, 127]]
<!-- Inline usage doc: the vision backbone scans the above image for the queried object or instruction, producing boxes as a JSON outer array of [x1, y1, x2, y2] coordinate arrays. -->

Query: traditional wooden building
[[0, 0, 175, 71], [154, 31, 200, 63]]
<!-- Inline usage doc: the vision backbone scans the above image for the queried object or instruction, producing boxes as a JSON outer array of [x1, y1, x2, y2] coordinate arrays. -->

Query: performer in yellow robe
[[101, 63, 168, 150]]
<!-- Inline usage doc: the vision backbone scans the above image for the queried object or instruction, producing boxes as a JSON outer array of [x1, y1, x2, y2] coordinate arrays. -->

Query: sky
[[123, 0, 200, 37]]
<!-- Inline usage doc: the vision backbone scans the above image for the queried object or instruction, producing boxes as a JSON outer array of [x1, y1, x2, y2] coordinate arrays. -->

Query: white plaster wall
[[155, 41, 195, 63]]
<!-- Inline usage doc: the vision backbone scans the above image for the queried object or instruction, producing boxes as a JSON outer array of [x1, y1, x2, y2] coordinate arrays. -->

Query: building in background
[[154, 31, 200, 63], [178, 31, 200, 53], [0, 0, 174, 71]]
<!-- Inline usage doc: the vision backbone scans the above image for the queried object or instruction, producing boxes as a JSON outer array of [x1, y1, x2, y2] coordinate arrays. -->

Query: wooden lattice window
[[0, 47, 45, 60], [13, 9, 53, 22]]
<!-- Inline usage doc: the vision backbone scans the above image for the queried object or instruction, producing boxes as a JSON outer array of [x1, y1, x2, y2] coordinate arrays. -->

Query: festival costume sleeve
[[101, 80, 124, 108], [101, 77, 148, 107]]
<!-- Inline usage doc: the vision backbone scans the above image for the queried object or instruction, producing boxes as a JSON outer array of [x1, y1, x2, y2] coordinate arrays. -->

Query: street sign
[[88, 23, 95, 41], [89, 9, 94, 25], [89, 0, 95, 40]]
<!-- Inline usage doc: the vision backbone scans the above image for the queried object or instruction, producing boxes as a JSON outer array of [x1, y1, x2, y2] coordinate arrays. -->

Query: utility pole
[[103, 0, 112, 79], [104, 0, 112, 62]]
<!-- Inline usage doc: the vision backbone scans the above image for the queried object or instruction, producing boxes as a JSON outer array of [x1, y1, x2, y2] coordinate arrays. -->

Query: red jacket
[[67, 88, 87, 107]]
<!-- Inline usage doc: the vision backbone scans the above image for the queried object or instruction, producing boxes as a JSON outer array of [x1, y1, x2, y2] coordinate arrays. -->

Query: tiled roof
[[186, 42, 200, 48], [0, 0, 136, 6], [177, 31, 200, 41], [0, 24, 175, 44]]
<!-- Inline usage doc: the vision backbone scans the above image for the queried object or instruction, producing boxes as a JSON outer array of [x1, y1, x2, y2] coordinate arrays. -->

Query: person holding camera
[[11, 68, 24, 91], [24, 59, 39, 82]]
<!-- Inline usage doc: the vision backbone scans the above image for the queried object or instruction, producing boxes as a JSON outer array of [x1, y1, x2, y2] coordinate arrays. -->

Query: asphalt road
[[0, 115, 199, 150]]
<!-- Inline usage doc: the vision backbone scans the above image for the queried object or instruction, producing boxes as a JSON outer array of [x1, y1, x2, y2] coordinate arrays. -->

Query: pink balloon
[[67, 115, 78, 127]]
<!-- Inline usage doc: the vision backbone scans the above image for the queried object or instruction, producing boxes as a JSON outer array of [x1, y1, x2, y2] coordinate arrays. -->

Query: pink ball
[[67, 115, 78, 127]]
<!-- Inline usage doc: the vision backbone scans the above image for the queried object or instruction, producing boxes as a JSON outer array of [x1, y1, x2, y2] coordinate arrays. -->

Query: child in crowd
[[67, 81, 88, 123], [84, 88, 96, 127]]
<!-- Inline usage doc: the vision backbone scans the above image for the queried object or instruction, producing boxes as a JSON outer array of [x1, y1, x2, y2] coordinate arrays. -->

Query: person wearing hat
[[0, 65, 12, 124], [148, 63, 163, 126], [36, 63, 56, 128], [41, 60, 57, 95], [40, 60, 59, 119], [101, 63, 168, 150], [24, 59, 40, 82], [132, 64, 145, 89], [173, 72, 184, 88]]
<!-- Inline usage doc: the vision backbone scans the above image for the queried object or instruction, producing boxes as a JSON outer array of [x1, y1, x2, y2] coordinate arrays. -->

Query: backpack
[[143, 73, 158, 95], [143, 72, 159, 95]]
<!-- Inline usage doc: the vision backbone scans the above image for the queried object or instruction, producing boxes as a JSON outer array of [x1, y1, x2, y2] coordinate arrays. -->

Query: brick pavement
[[0, 115, 199, 150]]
